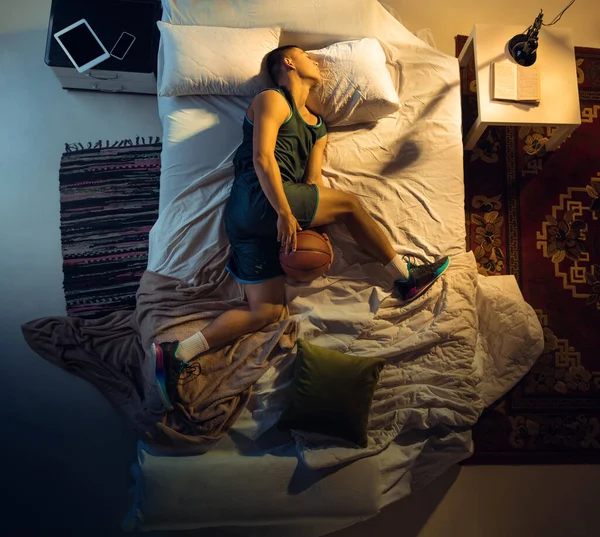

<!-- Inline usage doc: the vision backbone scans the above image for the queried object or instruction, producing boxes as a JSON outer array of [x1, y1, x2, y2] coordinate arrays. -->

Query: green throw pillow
[[278, 339, 386, 448]]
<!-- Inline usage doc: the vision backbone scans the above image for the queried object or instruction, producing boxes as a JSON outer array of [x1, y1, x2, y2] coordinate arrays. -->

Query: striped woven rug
[[59, 138, 161, 318]]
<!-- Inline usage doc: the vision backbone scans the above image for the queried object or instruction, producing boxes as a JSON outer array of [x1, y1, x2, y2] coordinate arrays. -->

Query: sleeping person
[[152, 45, 449, 410]]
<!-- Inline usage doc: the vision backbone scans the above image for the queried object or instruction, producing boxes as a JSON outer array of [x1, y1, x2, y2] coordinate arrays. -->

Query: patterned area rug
[[456, 36, 600, 463], [59, 138, 161, 318]]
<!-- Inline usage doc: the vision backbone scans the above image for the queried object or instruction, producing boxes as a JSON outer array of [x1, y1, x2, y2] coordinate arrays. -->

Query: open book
[[492, 59, 540, 103]]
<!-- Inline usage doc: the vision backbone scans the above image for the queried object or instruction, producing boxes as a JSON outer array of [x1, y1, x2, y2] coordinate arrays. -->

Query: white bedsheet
[[131, 0, 544, 533]]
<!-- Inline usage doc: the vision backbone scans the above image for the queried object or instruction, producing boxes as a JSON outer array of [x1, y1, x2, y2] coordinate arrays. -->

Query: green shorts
[[224, 173, 320, 283]]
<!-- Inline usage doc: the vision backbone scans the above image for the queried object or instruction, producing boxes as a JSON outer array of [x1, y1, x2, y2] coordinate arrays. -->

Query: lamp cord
[[520, 0, 576, 36], [543, 0, 576, 26]]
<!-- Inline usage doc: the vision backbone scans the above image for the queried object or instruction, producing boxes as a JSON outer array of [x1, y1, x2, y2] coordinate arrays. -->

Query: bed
[[22, 1, 544, 535], [123, 0, 544, 532]]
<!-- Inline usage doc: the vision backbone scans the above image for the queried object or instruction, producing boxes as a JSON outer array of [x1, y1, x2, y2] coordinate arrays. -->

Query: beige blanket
[[22, 269, 297, 455]]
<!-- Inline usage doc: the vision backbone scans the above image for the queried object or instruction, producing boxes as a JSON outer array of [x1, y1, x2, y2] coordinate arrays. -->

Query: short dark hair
[[265, 45, 299, 85]]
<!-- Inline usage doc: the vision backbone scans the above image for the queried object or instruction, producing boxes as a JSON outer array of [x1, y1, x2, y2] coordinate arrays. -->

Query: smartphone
[[110, 32, 136, 60]]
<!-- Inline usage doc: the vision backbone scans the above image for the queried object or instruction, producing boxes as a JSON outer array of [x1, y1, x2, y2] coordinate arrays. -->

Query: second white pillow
[[307, 38, 401, 127], [158, 22, 281, 97]]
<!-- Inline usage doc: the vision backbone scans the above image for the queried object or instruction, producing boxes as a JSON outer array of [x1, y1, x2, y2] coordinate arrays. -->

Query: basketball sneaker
[[152, 341, 200, 411], [395, 255, 450, 303]]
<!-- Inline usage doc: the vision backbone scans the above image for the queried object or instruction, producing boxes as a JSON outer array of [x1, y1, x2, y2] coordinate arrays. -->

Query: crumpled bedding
[[286, 254, 544, 469], [142, 148, 543, 469], [22, 267, 297, 455]]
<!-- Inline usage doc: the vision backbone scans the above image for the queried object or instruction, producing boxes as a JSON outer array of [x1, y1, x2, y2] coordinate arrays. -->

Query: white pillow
[[157, 22, 281, 97], [307, 38, 401, 127]]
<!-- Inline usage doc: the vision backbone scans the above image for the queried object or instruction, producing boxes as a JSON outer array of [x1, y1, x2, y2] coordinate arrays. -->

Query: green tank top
[[233, 86, 327, 184]]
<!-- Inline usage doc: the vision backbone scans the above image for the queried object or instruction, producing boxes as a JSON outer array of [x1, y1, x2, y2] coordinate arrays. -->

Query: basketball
[[279, 230, 333, 282]]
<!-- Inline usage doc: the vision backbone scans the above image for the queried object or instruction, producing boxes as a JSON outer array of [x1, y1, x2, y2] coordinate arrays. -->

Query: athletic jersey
[[233, 86, 327, 183]]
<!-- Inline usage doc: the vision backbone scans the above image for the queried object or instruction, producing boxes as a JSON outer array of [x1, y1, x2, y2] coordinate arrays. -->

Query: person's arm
[[303, 135, 330, 244], [303, 135, 328, 188], [252, 90, 301, 253]]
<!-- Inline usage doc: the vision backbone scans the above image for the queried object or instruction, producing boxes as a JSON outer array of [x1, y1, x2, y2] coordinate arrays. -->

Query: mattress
[[125, 1, 544, 534]]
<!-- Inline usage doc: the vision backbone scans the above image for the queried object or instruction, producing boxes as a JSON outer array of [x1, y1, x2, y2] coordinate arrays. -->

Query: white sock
[[175, 331, 209, 361], [385, 254, 409, 281]]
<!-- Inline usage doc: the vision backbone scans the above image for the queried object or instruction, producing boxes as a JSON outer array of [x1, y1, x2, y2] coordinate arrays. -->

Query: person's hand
[[321, 232, 333, 268], [277, 211, 301, 254]]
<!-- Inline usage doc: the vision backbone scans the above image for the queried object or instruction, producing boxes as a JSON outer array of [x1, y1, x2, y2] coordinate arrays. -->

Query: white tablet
[[54, 19, 110, 73]]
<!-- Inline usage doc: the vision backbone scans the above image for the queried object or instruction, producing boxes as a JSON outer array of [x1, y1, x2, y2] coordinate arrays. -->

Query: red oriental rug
[[456, 36, 600, 463]]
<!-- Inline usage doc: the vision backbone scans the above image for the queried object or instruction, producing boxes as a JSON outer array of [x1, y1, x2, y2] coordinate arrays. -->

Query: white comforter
[[137, 0, 544, 530]]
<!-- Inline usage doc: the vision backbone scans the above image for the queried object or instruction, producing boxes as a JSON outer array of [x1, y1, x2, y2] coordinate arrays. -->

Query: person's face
[[288, 48, 321, 84]]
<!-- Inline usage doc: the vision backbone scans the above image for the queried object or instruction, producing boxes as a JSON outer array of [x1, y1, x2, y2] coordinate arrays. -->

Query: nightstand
[[458, 24, 581, 151], [45, 0, 162, 95]]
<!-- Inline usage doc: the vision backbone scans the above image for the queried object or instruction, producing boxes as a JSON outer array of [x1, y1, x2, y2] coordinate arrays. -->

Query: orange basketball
[[279, 230, 333, 282]]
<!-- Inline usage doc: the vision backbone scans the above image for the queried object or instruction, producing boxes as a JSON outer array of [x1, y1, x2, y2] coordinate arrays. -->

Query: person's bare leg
[[200, 276, 285, 349], [153, 276, 286, 409], [309, 186, 450, 302], [310, 186, 396, 264]]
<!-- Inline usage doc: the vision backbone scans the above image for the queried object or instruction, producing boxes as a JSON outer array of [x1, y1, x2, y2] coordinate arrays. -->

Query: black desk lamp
[[507, 0, 576, 67], [508, 10, 544, 66]]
